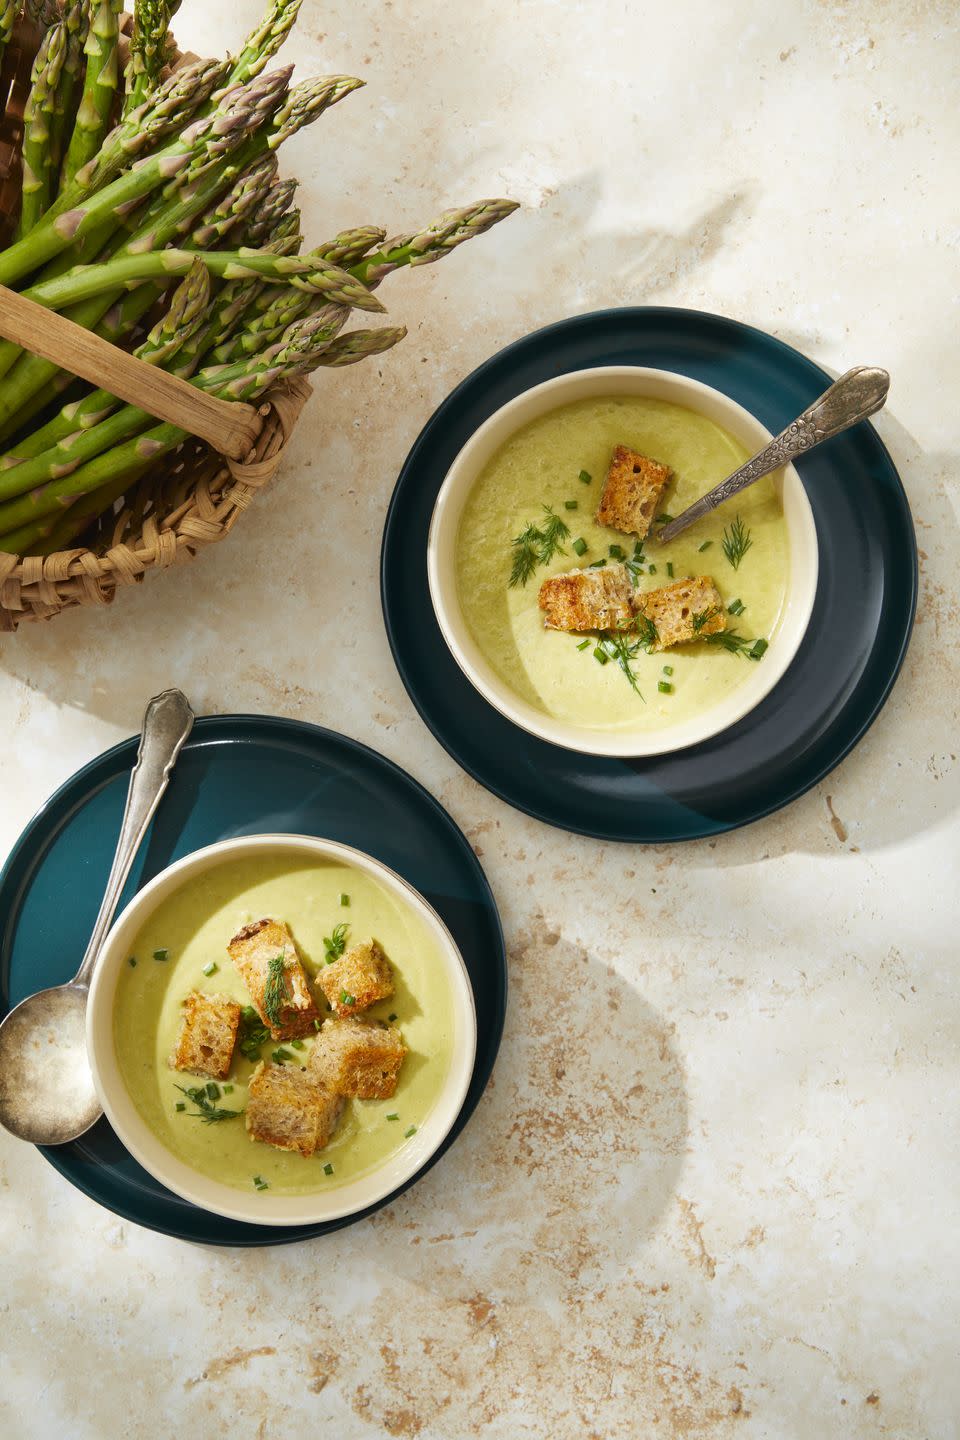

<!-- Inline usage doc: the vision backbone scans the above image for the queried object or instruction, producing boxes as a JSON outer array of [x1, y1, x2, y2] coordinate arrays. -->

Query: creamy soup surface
[[114, 853, 454, 1195], [455, 395, 789, 731]]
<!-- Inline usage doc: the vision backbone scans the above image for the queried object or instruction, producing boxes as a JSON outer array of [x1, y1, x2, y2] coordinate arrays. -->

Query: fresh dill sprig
[[630, 613, 659, 652], [508, 507, 570, 587], [536, 505, 570, 564], [323, 922, 350, 964], [509, 520, 544, 588], [263, 948, 290, 1027], [721, 514, 753, 570], [174, 1085, 244, 1125], [691, 606, 722, 635], [606, 631, 646, 699], [705, 630, 769, 660]]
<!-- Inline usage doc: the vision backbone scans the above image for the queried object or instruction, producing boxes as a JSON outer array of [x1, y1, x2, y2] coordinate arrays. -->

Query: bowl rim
[[426, 364, 819, 758], [86, 832, 478, 1227]]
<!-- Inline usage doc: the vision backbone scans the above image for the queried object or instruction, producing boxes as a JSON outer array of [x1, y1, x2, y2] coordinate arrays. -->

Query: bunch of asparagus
[[0, 0, 517, 556]]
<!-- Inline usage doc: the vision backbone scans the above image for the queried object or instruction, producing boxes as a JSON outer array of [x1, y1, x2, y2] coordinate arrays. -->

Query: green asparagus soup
[[455, 395, 789, 732], [114, 852, 454, 1196]]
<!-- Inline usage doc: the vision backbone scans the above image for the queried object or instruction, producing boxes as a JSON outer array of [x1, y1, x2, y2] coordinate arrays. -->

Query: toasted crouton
[[633, 575, 726, 651], [245, 1060, 344, 1157], [168, 990, 241, 1080], [227, 918, 319, 1040], [596, 445, 672, 538], [317, 939, 394, 1017], [538, 562, 635, 632], [310, 1017, 407, 1100]]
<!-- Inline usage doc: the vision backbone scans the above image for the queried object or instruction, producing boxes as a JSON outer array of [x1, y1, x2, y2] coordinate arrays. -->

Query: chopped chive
[[253, 1175, 268, 1190], [339, 892, 350, 907], [666, 561, 674, 577], [608, 544, 625, 560], [206, 1082, 220, 1100], [388, 1012, 398, 1022], [241, 1005, 259, 1022], [386, 1112, 400, 1121], [698, 540, 713, 553], [587, 558, 607, 568], [152, 948, 169, 962], [128, 956, 137, 968], [223, 1084, 234, 1094], [564, 499, 578, 511], [656, 512, 673, 524], [593, 645, 610, 665], [290, 1039, 305, 1051], [340, 992, 356, 1007], [663, 664, 674, 676], [750, 638, 769, 660], [323, 1162, 334, 1176], [648, 563, 657, 574], [658, 681, 674, 694], [728, 598, 745, 616], [175, 1101, 186, 1112], [572, 537, 587, 557], [404, 1126, 417, 1138], [578, 469, 592, 484], [313, 1018, 322, 1031], [272, 1047, 292, 1064], [576, 638, 590, 651], [202, 960, 218, 977]]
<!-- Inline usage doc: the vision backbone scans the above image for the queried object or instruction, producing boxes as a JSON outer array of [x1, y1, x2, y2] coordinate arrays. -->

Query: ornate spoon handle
[[655, 366, 890, 545]]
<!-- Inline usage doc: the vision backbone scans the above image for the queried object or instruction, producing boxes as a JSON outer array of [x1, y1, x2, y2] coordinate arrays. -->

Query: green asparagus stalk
[[0, 261, 211, 481], [31, 468, 139, 556], [223, 0, 303, 88], [24, 0, 61, 30], [0, 314, 344, 549], [243, 178, 298, 245], [61, 0, 123, 188], [0, 262, 211, 502], [17, 19, 68, 238], [122, 0, 174, 117], [0, 1, 16, 70], [51, 2, 89, 186], [307, 325, 407, 368], [351, 199, 520, 286]]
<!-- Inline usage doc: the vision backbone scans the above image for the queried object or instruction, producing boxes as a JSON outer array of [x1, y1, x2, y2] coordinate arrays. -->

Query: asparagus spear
[[309, 325, 408, 368], [51, 2, 90, 186], [122, 0, 174, 118], [0, 262, 211, 503], [223, 0, 303, 88], [61, 0, 123, 187], [0, 0, 16, 70], [16, 19, 68, 238], [243, 178, 299, 246], [352, 199, 520, 286]]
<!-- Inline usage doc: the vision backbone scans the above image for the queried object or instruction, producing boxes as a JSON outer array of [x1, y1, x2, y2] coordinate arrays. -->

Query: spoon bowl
[[0, 985, 100, 1144]]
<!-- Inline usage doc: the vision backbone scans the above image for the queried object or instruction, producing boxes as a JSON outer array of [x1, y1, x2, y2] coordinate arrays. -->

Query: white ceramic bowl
[[86, 834, 477, 1227], [427, 366, 819, 757]]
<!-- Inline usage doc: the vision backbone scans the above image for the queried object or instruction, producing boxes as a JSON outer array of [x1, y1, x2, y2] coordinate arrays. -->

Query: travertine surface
[[2, 2, 958, 1436]]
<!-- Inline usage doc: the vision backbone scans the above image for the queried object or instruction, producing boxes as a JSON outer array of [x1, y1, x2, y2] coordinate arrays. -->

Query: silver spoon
[[655, 366, 890, 545], [0, 688, 194, 1145]]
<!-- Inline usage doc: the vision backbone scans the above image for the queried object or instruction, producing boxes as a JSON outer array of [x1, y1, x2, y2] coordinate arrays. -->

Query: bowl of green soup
[[86, 834, 477, 1226], [427, 367, 819, 756]]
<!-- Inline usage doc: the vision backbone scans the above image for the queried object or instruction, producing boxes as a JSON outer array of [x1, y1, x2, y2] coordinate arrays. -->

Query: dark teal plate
[[0, 716, 505, 1246], [381, 307, 917, 841]]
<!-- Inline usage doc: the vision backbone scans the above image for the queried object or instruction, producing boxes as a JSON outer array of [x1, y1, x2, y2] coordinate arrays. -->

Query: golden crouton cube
[[169, 990, 241, 1080], [596, 445, 672, 539], [310, 1018, 407, 1100], [633, 575, 726, 651], [317, 939, 394, 1018], [227, 918, 319, 1041], [538, 562, 635, 632], [245, 1060, 344, 1157]]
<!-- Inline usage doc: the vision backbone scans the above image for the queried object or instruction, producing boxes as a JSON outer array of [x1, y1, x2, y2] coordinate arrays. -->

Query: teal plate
[[381, 307, 917, 841], [0, 716, 505, 1246]]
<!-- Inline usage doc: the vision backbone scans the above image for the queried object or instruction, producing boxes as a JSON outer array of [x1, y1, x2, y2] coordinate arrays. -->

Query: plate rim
[[0, 712, 507, 1246], [380, 304, 918, 842]]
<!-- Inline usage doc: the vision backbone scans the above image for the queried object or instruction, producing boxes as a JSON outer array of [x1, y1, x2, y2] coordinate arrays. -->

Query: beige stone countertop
[[2, 1, 958, 1436]]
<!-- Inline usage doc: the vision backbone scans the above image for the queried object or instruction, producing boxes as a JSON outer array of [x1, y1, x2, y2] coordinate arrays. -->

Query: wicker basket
[[0, 14, 310, 629]]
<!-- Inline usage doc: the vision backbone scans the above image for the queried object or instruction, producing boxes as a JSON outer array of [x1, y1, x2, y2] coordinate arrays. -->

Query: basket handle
[[0, 284, 263, 461]]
